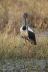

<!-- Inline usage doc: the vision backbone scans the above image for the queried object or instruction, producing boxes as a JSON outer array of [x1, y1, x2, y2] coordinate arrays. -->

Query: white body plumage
[[20, 26, 34, 37], [20, 25, 36, 45], [20, 29, 28, 38]]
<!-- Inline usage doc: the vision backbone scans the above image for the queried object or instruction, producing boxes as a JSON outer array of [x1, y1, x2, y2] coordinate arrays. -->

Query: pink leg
[[24, 39, 31, 53], [26, 41, 31, 52]]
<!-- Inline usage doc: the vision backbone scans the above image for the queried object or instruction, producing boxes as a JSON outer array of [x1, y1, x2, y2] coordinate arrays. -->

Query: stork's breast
[[20, 30, 28, 37]]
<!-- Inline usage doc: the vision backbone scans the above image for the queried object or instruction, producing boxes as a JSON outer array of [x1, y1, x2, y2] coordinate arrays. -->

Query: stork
[[20, 13, 36, 52]]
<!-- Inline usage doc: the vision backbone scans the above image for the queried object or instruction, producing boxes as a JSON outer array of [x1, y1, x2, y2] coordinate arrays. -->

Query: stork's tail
[[34, 39, 36, 45], [34, 41, 36, 45]]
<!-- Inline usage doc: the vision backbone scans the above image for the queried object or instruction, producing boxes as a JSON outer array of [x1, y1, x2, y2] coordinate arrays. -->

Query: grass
[[0, 0, 48, 59], [0, 32, 48, 59], [0, 0, 48, 34]]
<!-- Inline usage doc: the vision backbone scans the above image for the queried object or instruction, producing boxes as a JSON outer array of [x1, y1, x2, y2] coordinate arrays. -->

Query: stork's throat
[[22, 26, 26, 30]]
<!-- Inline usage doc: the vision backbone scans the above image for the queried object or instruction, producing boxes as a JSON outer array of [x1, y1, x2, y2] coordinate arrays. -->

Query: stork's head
[[23, 13, 28, 26]]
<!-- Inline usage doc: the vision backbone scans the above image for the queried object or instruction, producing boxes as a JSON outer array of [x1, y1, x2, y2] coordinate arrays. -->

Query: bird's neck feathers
[[22, 17, 28, 30], [24, 18, 27, 26], [22, 26, 26, 30]]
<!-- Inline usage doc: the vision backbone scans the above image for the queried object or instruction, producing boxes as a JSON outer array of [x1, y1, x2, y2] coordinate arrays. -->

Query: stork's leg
[[24, 39, 26, 45], [24, 39, 31, 52], [26, 40, 31, 52], [24, 39, 28, 52]]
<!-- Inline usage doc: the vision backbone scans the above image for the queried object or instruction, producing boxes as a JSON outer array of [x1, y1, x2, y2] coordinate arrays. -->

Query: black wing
[[28, 31, 36, 45]]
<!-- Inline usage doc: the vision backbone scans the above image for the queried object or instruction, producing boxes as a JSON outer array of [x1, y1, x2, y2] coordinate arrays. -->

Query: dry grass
[[0, 32, 48, 59], [0, 0, 48, 59], [0, 0, 48, 34]]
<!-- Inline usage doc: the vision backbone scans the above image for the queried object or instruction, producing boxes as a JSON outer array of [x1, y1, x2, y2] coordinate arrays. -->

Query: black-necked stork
[[20, 13, 36, 52]]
